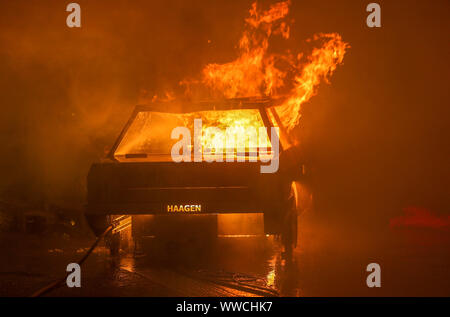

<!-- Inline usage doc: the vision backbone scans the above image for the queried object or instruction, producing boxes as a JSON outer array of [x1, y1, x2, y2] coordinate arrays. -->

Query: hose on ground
[[30, 225, 113, 297]]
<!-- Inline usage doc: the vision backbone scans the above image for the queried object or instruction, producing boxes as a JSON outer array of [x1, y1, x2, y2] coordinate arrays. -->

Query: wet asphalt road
[[1, 233, 293, 297], [1, 214, 449, 297]]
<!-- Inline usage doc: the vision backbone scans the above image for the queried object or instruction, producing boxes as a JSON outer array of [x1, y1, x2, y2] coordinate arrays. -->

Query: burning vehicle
[[85, 97, 305, 257], [85, 0, 349, 259]]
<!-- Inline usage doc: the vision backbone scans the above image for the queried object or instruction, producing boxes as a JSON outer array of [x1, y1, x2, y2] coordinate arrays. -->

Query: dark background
[[0, 0, 448, 231]]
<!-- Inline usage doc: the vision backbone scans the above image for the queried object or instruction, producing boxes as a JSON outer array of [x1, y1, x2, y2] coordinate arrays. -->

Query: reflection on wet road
[[2, 212, 449, 297], [115, 236, 300, 297]]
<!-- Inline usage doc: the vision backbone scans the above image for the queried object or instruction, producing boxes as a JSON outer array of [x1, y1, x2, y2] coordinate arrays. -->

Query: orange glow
[[390, 207, 450, 230], [195, 109, 271, 156], [114, 108, 271, 161], [202, 1, 290, 98], [193, 1, 349, 144], [274, 33, 349, 132], [139, 1, 349, 154]]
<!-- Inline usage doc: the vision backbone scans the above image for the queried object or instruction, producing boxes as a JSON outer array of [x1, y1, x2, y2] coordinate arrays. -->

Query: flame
[[197, 1, 349, 144], [194, 109, 271, 155], [115, 108, 271, 160], [135, 1, 349, 158], [274, 33, 349, 132], [202, 1, 291, 98]]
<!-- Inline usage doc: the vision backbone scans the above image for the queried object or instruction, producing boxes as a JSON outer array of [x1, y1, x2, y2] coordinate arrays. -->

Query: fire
[[114, 108, 271, 161], [193, 109, 271, 154], [202, 1, 290, 99], [274, 33, 349, 132], [142, 1, 349, 156], [198, 1, 349, 145]]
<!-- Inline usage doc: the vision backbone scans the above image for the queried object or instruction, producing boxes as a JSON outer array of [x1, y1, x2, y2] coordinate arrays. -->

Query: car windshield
[[114, 108, 272, 162]]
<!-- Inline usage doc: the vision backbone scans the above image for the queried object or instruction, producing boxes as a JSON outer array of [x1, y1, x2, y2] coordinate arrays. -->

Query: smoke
[[0, 0, 249, 206], [0, 0, 448, 234]]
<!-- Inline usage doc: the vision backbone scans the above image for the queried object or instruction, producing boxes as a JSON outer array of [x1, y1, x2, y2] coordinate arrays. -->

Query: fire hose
[[183, 269, 279, 297], [30, 215, 279, 297], [30, 224, 113, 297]]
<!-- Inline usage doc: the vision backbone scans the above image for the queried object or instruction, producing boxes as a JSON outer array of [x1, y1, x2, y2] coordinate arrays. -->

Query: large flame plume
[[198, 1, 349, 135], [146, 0, 349, 155]]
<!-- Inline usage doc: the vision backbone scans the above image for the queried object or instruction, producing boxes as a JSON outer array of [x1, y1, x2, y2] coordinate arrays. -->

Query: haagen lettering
[[167, 205, 202, 213]]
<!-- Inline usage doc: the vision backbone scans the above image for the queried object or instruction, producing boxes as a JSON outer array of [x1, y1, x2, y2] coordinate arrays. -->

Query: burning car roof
[[134, 96, 285, 114]]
